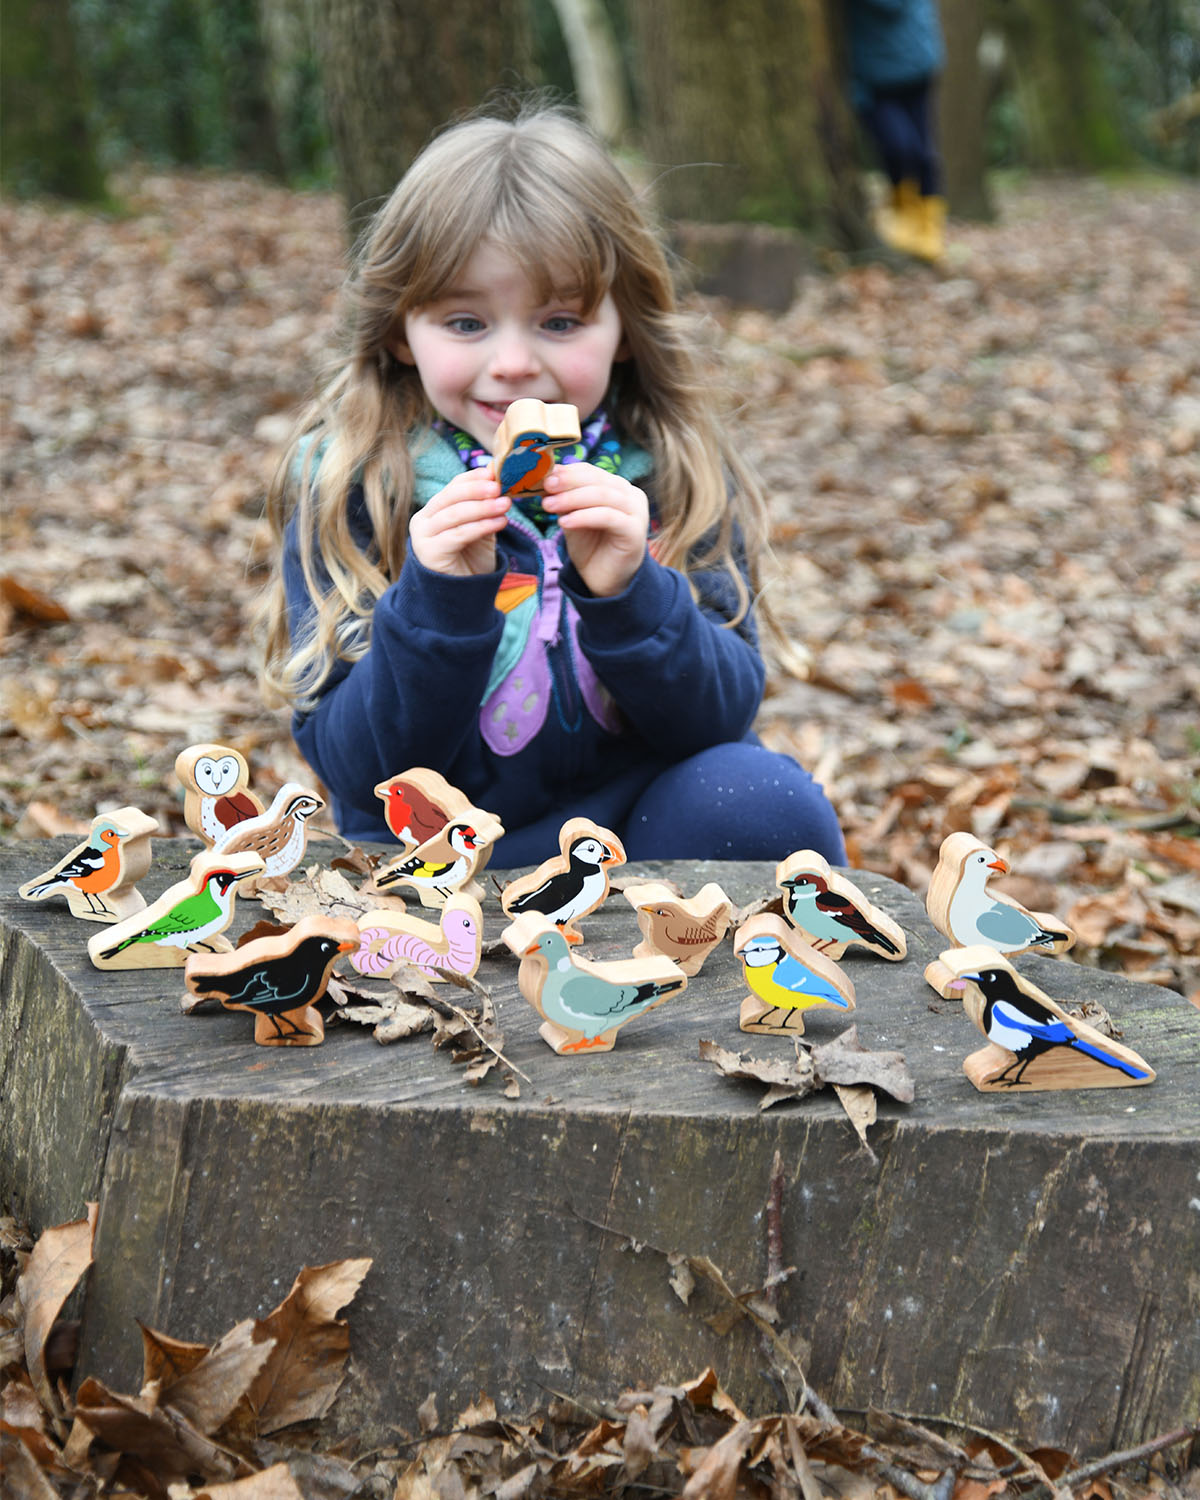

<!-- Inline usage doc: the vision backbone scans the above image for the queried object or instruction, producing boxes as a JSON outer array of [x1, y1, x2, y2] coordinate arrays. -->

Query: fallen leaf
[[19, 1204, 96, 1418], [833, 1083, 878, 1158], [158, 1320, 274, 1436], [698, 1039, 817, 1109], [812, 1026, 915, 1103], [0, 575, 71, 624], [193, 1464, 306, 1500]]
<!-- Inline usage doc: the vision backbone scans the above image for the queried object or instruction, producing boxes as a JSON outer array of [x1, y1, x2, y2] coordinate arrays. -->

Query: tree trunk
[[938, 0, 994, 219], [627, 0, 870, 246], [1, 0, 106, 200], [549, 0, 630, 144], [993, 0, 1129, 169], [307, 0, 533, 226]]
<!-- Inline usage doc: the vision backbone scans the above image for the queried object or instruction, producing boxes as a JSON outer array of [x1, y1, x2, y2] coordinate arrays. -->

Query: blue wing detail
[[774, 955, 849, 1005], [497, 445, 543, 491]]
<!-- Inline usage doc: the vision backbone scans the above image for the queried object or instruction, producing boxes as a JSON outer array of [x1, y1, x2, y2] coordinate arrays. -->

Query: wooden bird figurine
[[350, 893, 483, 982], [500, 818, 625, 944], [374, 807, 505, 908], [374, 767, 475, 848], [925, 946, 1154, 1092], [88, 849, 264, 970], [733, 913, 856, 1034], [926, 832, 1075, 956], [175, 743, 264, 845], [502, 912, 687, 1054], [622, 880, 734, 976], [493, 398, 581, 497], [19, 806, 158, 922], [776, 850, 906, 960], [212, 782, 326, 882], [184, 914, 359, 1046]]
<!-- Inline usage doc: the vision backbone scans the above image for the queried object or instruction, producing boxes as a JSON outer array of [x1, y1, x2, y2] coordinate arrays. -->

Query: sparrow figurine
[[926, 946, 1153, 1091], [184, 914, 360, 1046], [733, 913, 856, 1034], [351, 892, 483, 982], [622, 879, 734, 976], [88, 849, 264, 970], [19, 806, 158, 922], [213, 782, 326, 882], [926, 832, 1075, 956], [175, 743, 264, 845], [500, 817, 625, 944], [503, 912, 687, 1054], [776, 849, 906, 960]]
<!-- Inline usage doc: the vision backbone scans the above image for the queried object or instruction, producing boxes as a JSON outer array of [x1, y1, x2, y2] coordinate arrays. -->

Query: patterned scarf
[[433, 408, 622, 532]]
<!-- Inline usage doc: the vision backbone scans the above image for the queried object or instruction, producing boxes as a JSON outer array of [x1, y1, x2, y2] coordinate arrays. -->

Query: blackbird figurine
[[175, 743, 264, 845], [500, 817, 625, 943], [925, 945, 1153, 1091], [733, 913, 856, 1034], [19, 806, 158, 922], [776, 850, 906, 960], [351, 892, 483, 982], [88, 849, 264, 969], [622, 879, 734, 976], [926, 832, 1075, 956], [502, 912, 687, 1054], [184, 914, 360, 1046]]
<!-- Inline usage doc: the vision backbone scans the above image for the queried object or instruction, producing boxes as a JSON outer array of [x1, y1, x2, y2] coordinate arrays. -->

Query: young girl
[[260, 103, 845, 868]]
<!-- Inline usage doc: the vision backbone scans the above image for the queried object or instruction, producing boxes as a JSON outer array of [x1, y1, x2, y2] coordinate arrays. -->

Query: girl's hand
[[541, 463, 649, 598], [407, 468, 509, 577]]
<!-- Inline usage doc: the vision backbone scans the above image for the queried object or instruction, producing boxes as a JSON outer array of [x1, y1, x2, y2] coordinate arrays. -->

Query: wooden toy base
[[739, 994, 810, 1034], [963, 1042, 1152, 1093], [539, 1021, 616, 1054]]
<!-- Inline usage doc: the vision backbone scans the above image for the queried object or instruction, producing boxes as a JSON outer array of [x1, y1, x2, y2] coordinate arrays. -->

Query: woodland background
[[1, 0, 1199, 1000]]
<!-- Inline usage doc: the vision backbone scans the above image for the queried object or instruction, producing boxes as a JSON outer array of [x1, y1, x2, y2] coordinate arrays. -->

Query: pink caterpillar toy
[[351, 893, 482, 982]]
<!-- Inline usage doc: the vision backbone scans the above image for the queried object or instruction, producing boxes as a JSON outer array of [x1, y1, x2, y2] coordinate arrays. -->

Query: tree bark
[[938, 0, 994, 219], [627, 0, 870, 246], [307, 0, 533, 226], [549, 0, 630, 144]]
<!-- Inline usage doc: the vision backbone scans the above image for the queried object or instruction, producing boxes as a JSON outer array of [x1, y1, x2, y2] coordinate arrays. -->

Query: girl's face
[[394, 241, 627, 450]]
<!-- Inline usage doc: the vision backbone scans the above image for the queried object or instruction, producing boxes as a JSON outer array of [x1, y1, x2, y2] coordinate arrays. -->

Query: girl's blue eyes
[[443, 314, 582, 335]]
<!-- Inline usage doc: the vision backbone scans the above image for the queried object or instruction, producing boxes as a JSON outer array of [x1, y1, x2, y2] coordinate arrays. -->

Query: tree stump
[[2, 838, 1196, 1452]]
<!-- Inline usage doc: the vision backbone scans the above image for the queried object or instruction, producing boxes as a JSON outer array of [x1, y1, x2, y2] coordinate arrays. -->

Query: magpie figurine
[[776, 849, 906, 960], [500, 818, 626, 944], [184, 914, 359, 1046], [926, 945, 1154, 1092]]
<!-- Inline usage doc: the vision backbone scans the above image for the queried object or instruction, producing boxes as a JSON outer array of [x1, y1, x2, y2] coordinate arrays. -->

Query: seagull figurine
[[503, 913, 687, 1054], [926, 832, 1075, 956], [88, 849, 264, 969], [184, 914, 359, 1046], [776, 849, 906, 960], [351, 892, 483, 982], [500, 818, 626, 943], [926, 945, 1153, 1091], [19, 806, 158, 922], [622, 879, 734, 976], [175, 743, 264, 845], [733, 913, 856, 1034]]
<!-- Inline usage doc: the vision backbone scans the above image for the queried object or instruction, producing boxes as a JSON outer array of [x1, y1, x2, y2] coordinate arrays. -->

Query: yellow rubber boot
[[876, 179, 924, 256], [911, 195, 947, 261]]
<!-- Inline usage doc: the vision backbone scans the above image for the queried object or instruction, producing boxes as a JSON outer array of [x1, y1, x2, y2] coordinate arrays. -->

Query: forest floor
[[1, 168, 1198, 1010]]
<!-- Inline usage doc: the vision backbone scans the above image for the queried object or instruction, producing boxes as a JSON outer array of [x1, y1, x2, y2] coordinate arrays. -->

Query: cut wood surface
[[2, 839, 1197, 1455]]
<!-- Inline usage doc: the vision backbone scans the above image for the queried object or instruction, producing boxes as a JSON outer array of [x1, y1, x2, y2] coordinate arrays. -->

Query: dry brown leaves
[[0, 1208, 369, 1499], [1, 172, 1197, 1003]]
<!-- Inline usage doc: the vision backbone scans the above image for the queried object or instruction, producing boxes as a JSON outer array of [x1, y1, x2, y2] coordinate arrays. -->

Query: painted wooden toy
[[88, 849, 264, 970], [493, 398, 581, 498], [500, 818, 625, 944], [212, 782, 326, 883], [776, 849, 906, 960], [350, 892, 483, 982], [733, 912, 857, 1035], [502, 911, 687, 1055], [175, 743, 264, 845], [184, 914, 359, 1046], [926, 832, 1075, 956], [19, 806, 158, 923], [622, 880, 734, 977], [374, 805, 505, 908], [925, 945, 1154, 1092], [374, 767, 478, 848]]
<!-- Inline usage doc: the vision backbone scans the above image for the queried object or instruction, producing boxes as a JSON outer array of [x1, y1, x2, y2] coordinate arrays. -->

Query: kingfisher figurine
[[19, 806, 158, 923], [493, 398, 581, 498]]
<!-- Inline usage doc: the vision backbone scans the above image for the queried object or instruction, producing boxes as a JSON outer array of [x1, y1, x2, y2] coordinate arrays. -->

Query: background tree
[[306, 0, 533, 225], [938, 0, 995, 219], [2, 0, 107, 200]]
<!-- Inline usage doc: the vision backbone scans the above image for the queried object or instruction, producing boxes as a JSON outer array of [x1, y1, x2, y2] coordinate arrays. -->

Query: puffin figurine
[[733, 913, 856, 1034], [622, 880, 734, 976], [926, 832, 1075, 956], [926, 946, 1153, 1092], [776, 849, 906, 960], [503, 911, 687, 1055], [500, 818, 625, 944], [175, 743, 264, 845], [351, 892, 483, 982], [19, 806, 158, 923]]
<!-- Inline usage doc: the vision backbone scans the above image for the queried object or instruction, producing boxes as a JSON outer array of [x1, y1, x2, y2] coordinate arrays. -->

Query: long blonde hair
[[260, 100, 770, 712]]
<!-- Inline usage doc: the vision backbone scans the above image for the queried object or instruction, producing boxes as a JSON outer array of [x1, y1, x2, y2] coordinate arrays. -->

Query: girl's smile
[[394, 242, 627, 450]]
